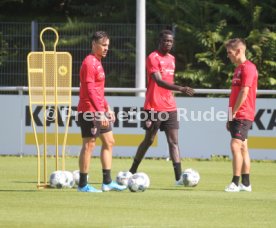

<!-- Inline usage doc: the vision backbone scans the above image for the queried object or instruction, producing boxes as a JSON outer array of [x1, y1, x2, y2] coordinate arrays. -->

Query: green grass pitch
[[0, 156, 275, 227]]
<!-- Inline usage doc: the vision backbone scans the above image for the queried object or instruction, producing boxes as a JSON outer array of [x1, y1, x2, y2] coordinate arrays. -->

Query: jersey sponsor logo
[[165, 69, 174, 74]]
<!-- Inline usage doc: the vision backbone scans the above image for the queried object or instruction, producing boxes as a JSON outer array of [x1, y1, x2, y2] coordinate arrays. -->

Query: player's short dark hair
[[92, 31, 110, 43], [159, 29, 174, 40], [225, 38, 246, 49]]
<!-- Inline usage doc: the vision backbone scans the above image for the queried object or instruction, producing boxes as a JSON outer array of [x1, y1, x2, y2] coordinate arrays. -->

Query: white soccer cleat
[[239, 183, 252, 192], [175, 176, 184, 186], [224, 182, 240, 192]]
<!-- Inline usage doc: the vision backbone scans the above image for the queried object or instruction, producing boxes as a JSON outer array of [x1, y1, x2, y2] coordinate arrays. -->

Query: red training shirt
[[77, 54, 108, 113], [144, 50, 177, 112], [229, 60, 258, 121]]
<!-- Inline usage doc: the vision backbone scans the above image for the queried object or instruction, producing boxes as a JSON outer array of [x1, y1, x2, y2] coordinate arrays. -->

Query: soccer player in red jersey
[[224, 38, 258, 192], [77, 31, 126, 192], [129, 30, 195, 185]]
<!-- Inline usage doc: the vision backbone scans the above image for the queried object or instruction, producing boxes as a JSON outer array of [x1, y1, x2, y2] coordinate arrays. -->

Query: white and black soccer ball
[[63, 171, 75, 188], [72, 170, 80, 186], [182, 168, 200, 187], [49, 170, 67, 189], [128, 172, 150, 192], [72, 170, 88, 186], [137, 172, 150, 188], [116, 171, 133, 186]]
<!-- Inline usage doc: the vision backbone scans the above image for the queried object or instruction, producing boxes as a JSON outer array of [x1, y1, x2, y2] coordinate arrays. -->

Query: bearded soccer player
[[224, 38, 258, 192], [77, 31, 126, 192], [129, 29, 195, 185]]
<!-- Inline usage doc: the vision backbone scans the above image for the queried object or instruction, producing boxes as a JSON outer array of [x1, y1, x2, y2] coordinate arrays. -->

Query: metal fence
[[0, 21, 165, 88]]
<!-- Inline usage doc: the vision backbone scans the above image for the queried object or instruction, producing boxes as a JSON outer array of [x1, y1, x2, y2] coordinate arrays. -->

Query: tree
[[0, 0, 275, 89], [146, 0, 276, 90], [0, 32, 8, 66]]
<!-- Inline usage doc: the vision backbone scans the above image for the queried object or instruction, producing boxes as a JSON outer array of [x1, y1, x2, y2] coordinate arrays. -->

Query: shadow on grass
[[149, 187, 224, 192], [0, 189, 37, 192], [12, 181, 37, 184], [149, 187, 195, 191]]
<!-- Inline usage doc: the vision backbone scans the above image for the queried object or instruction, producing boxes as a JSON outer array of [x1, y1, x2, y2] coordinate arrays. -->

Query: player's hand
[[101, 116, 109, 128], [226, 121, 230, 131], [180, 87, 195, 96], [106, 110, 116, 123], [97, 112, 109, 128]]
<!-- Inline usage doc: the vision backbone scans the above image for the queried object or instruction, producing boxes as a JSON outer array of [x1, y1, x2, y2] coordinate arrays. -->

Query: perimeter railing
[[0, 87, 276, 95]]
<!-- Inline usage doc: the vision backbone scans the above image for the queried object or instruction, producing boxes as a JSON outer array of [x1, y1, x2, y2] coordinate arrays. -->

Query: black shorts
[[229, 119, 252, 141], [77, 112, 112, 138], [142, 110, 179, 131]]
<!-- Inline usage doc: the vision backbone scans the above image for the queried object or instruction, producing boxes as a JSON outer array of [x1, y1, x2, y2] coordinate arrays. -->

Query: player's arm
[[87, 80, 109, 127], [86, 83, 104, 112], [227, 86, 249, 130], [84, 63, 109, 126], [232, 63, 257, 118], [232, 86, 249, 118], [152, 72, 194, 96], [83, 63, 104, 112]]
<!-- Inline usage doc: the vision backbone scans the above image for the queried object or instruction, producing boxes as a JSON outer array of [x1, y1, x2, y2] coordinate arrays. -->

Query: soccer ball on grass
[[182, 168, 200, 187], [50, 170, 76, 188], [49, 171, 67, 189], [116, 171, 133, 186], [127, 172, 150, 192], [63, 171, 75, 188]]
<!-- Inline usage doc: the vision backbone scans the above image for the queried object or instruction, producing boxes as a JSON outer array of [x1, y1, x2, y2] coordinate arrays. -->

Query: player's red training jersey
[[229, 60, 258, 121], [144, 50, 177, 111], [77, 54, 108, 113]]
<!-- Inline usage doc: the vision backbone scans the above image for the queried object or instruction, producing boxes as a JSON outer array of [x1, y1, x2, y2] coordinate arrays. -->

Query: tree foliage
[[0, 0, 275, 89], [145, 0, 276, 89], [0, 32, 8, 66]]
